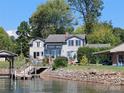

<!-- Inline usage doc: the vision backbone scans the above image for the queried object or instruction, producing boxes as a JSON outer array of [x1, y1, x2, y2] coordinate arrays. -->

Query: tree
[[0, 27, 13, 51], [68, 0, 103, 33], [73, 25, 85, 34], [16, 21, 30, 57], [30, 0, 74, 38], [87, 22, 121, 46], [113, 27, 124, 42]]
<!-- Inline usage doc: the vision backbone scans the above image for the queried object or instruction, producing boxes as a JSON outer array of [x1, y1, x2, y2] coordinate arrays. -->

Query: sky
[[0, 0, 124, 35]]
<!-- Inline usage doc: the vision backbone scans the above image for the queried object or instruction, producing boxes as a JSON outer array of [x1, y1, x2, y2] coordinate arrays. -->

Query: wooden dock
[[15, 74, 32, 80]]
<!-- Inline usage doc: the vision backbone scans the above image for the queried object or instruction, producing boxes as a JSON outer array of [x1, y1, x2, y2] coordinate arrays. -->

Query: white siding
[[66, 37, 85, 52], [29, 39, 44, 60], [61, 37, 85, 62]]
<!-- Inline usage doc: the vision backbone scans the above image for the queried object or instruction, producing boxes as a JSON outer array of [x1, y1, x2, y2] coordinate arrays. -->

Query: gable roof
[[93, 43, 124, 55], [29, 37, 45, 44], [45, 34, 86, 43], [110, 43, 124, 52]]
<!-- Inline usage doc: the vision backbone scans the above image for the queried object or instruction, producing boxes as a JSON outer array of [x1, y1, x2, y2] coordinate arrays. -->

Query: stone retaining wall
[[41, 69, 124, 85]]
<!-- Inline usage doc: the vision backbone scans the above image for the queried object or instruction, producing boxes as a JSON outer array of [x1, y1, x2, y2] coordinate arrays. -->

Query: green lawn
[[0, 58, 26, 69], [63, 64, 124, 72]]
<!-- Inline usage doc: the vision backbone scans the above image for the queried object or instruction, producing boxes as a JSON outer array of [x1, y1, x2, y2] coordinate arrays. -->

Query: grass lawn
[[63, 64, 124, 72]]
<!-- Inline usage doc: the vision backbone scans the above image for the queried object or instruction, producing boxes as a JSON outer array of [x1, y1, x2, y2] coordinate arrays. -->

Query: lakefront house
[[29, 33, 110, 63], [29, 33, 86, 62]]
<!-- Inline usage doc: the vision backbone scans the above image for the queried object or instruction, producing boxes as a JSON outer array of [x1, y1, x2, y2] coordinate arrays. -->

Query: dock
[[15, 74, 32, 80]]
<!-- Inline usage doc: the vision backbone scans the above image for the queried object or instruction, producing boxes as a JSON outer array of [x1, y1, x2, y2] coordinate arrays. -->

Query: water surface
[[0, 78, 124, 93]]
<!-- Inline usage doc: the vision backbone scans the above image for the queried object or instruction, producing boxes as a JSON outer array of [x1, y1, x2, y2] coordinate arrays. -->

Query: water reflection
[[0, 78, 124, 93]]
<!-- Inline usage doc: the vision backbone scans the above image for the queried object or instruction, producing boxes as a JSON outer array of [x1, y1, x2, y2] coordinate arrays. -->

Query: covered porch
[[93, 43, 124, 66]]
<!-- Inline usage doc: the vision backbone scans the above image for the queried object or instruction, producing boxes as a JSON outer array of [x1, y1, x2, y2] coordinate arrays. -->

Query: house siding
[[29, 35, 86, 62], [29, 39, 44, 60]]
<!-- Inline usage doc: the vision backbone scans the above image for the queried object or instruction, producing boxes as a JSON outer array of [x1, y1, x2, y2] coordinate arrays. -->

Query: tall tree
[[87, 22, 121, 45], [68, 0, 103, 33], [30, 0, 74, 38], [16, 21, 30, 57]]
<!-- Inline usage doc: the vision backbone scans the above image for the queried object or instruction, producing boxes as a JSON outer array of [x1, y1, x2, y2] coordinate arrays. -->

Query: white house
[[29, 34, 86, 62], [29, 37, 45, 60]]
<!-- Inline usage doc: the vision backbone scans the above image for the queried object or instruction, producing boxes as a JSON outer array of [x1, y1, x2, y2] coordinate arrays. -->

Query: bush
[[42, 57, 49, 66], [52, 56, 68, 70], [77, 47, 108, 64], [80, 55, 89, 65]]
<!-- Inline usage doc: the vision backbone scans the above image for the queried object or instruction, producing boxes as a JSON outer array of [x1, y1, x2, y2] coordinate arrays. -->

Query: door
[[33, 52, 36, 58]]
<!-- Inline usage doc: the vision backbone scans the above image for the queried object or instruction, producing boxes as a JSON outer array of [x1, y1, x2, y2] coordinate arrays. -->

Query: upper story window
[[37, 42, 40, 47], [68, 40, 74, 46], [76, 40, 81, 46]]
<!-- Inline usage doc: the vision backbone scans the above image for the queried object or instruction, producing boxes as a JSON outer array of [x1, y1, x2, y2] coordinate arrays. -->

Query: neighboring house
[[29, 37, 45, 60], [93, 43, 124, 66]]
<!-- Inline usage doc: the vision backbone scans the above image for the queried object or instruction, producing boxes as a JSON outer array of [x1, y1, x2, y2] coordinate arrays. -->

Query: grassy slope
[[63, 65, 124, 72]]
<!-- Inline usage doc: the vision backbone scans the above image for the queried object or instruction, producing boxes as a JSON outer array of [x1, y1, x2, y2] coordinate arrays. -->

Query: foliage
[[73, 25, 85, 34], [0, 27, 13, 51], [77, 47, 107, 64], [68, 0, 103, 33], [87, 22, 121, 46], [15, 21, 30, 57], [30, 0, 74, 38], [80, 55, 88, 65], [113, 27, 124, 42], [52, 56, 68, 70], [42, 57, 49, 66]]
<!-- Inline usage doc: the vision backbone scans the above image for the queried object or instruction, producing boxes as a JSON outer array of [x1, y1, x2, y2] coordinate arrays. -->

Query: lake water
[[0, 78, 124, 93]]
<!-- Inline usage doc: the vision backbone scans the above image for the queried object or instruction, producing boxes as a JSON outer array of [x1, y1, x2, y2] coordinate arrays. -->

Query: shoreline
[[40, 69, 124, 85]]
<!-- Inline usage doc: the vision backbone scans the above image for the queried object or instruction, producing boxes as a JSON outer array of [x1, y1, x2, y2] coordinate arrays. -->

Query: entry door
[[33, 52, 36, 58]]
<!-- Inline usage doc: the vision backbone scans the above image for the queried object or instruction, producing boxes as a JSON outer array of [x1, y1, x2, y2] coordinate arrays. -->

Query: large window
[[76, 40, 81, 46], [68, 40, 74, 46]]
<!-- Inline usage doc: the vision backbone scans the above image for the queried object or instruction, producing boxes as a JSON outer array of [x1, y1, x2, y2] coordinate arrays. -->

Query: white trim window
[[37, 42, 40, 47], [76, 40, 81, 46], [68, 40, 74, 46]]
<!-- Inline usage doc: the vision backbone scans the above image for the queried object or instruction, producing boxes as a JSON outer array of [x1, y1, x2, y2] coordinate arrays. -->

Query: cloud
[[6, 29, 18, 38]]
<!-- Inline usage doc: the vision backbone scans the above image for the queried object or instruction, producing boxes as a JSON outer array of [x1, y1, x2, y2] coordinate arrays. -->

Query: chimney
[[65, 32, 69, 39]]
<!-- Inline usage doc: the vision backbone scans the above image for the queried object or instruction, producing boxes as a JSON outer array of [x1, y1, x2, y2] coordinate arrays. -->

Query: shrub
[[42, 57, 49, 66], [77, 47, 108, 64], [80, 55, 88, 65], [52, 56, 68, 70]]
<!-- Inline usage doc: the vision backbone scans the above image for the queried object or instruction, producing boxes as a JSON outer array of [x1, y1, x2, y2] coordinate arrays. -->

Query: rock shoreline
[[40, 69, 124, 85]]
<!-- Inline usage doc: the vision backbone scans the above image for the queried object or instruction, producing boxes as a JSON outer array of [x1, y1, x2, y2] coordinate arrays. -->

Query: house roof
[[85, 44, 111, 48], [0, 50, 17, 57], [45, 34, 86, 43], [29, 37, 45, 44], [110, 43, 124, 52], [93, 43, 124, 55]]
